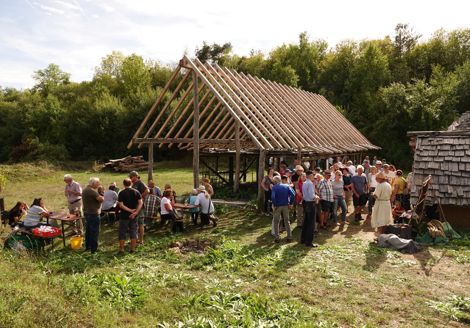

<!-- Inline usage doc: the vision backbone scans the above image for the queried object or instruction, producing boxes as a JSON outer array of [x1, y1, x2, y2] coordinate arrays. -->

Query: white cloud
[[2, 0, 470, 89]]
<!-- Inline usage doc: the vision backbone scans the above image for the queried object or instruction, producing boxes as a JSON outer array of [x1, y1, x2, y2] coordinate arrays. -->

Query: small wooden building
[[128, 56, 378, 209], [408, 112, 470, 230]]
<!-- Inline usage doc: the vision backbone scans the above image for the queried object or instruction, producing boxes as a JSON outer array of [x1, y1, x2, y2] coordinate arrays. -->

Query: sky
[[1, 0, 469, 89]]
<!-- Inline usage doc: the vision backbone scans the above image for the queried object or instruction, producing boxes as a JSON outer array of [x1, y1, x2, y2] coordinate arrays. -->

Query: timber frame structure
[[128, 56, 379, 209]]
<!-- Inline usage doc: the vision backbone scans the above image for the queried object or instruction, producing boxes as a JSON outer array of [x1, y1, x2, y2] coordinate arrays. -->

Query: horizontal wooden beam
[[134, 138, 236, 144]]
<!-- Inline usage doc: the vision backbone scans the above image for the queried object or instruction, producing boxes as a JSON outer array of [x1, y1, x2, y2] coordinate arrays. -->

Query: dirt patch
[[169, 239, 215, 254]]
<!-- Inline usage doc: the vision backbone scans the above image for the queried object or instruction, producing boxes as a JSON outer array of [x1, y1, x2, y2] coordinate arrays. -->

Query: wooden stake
[[193, 71, 200, 188], [234, 123, 241, 192], [147, 144, 154, 182], [257, 150, 266, 212]]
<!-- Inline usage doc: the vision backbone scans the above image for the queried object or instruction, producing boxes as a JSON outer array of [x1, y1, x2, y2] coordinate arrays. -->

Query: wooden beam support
[[193, 71, 200, 188], [257, 150, 266, 212], [135, 137, 235, 144], [234, 123, 241, 192], [147, 144, 154, 182]]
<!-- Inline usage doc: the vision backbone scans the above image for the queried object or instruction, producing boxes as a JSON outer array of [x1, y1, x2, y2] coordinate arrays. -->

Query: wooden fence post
[[257, 150, 266, 212]]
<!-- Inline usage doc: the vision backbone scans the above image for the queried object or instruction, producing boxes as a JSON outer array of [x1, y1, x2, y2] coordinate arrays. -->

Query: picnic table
[[173, 203, 197, 210], [48, 212, 83, 248]]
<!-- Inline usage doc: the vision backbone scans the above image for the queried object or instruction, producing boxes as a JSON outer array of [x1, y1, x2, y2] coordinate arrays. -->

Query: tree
[[120, 54, 151, 97], [32, 63, 70, 95], [195, 42, 233, 65]]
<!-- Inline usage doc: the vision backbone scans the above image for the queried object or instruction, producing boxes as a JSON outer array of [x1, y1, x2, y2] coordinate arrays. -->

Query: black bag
[[384, 224, 412, 240], [170, 208, 183, 222]]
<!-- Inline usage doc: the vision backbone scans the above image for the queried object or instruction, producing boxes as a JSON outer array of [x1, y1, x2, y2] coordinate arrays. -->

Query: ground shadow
[[412, 246, 442, 276], [362, 242, 388, 272]]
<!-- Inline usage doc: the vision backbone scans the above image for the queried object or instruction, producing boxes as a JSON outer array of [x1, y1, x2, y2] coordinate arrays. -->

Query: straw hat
[[197, 185, 206, 192], [295, 165, 304, 172], [376, 171, 386, 180]]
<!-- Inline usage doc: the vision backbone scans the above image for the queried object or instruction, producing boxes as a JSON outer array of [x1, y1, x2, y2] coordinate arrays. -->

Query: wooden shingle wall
[[411, 135, 470, 206]]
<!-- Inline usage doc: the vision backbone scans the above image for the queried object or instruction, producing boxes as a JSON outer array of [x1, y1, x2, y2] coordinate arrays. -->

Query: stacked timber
[[104, 156, 148, 172]]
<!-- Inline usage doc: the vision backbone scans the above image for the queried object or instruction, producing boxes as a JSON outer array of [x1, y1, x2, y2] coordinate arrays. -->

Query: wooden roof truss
[[128, 55, 378, 156]]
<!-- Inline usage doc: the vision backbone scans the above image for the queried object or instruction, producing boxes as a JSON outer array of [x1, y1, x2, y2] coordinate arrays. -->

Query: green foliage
[[166, 290, 310, 327], [32, 63, 70, 95], [3, 26, 470, 166], [64, 272, 147, 311], [195, 42, 233, 65], [428, 295, 470, 323]]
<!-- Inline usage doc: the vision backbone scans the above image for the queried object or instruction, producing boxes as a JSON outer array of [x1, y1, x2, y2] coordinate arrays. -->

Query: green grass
[[0, 162, 469, 327]]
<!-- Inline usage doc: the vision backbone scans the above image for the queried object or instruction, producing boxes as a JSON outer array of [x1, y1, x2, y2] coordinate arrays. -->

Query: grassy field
[[0, 162, 469, 328]]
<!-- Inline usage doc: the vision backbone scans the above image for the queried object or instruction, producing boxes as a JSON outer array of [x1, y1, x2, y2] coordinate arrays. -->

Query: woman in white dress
[[371, 172, 393, 234]]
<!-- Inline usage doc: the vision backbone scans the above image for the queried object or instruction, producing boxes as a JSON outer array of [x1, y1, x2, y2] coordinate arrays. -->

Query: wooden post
[[234, 123, 241, 192], [257, 150, 266, 212], [228, 156, 234, 185], [193, 71, 200, 188], [297, 149, 302, 161], [147, 144, 154, 182], [243, 157, 247, 182]]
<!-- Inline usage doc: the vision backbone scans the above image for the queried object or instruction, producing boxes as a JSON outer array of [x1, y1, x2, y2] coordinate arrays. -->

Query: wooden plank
[[234, 123, 241, 192], [183, 56, 265, 150], [147, 144, 154, 181], [127, 64, 181, 149], [193, 71, 200, 188], [257, 150, 266, 211], [138, 70, 191, 148]]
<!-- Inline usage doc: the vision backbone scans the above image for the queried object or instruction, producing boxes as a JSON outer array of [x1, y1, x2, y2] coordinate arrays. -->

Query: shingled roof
[[128, 56, 378, 156], [408, 112, 470, 207]]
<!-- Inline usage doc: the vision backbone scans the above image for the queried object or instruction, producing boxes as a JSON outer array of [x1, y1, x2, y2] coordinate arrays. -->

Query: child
[[188, 189, 200, 225], [392, 201, 406, 223]]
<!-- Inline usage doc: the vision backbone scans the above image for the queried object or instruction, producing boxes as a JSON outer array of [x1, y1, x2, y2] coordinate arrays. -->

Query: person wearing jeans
[[301, 170, 318, 247], [82, 177, 104, 253], [271, 175, 295, 243], [332, 170, 347, 224]]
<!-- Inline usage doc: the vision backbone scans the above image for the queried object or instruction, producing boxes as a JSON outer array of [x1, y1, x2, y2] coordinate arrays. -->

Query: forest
[[1, 24, 470, 169]]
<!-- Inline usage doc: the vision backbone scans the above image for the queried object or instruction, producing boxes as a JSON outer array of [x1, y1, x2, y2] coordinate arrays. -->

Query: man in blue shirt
[[271, 175, 295, 243], [301, 171, 318, 247]]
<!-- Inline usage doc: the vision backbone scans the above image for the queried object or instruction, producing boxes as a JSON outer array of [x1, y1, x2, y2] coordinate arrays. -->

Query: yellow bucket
[[70, 235, 83, 250]]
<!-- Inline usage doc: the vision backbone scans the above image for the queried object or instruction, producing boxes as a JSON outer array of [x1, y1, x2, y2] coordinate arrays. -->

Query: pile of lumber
[[104, 156, 148, 172]]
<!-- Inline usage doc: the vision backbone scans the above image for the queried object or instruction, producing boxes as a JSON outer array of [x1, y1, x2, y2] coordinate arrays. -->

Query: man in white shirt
[[64, 174, 82, 214], [346, 161, 356, 176]]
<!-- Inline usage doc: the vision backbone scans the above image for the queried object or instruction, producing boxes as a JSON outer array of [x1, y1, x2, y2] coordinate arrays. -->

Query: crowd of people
[[6, 171, 217, 254], [262, 156, 410, 246], [4, 154, 410, 252]]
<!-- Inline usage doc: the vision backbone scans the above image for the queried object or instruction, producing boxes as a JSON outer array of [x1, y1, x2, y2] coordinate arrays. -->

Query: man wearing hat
[[371, 171, 393, 234], [271, 175, 295, 243], [129, 171, 149, 245]]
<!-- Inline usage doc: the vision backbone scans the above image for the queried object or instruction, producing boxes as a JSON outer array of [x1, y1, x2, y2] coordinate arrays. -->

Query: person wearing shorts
[[118, 178, 142, 253], [129, 171, 149, 245], [318, 171, 334, 229], [351, 165, 369, 222]]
